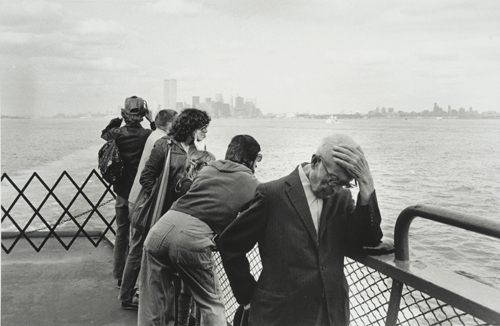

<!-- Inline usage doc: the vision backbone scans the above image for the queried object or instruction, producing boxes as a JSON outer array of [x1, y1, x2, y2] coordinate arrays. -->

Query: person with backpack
[[101, 96, 155, 290]]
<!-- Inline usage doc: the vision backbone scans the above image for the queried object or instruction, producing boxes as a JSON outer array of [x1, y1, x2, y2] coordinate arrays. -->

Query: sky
[[1, 0, 499, 117]]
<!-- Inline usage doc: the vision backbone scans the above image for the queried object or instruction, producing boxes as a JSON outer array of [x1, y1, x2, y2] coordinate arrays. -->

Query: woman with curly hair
[[139, 108, 211, 214], [169, 108, 210, 151], [117, 108, 210, 311]]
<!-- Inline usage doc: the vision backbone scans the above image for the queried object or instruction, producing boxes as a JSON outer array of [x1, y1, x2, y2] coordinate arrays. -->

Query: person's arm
[[101, 117, 122, 141], [332, 145, 382, 247], [219, 184, 269, 305], [139, 140, 166, 195], [144, 109, 156, 130], [345, 190, 383, 248]]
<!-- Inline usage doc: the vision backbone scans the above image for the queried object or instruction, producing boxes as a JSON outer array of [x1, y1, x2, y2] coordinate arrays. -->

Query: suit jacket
[[219, 165, 383, 326]]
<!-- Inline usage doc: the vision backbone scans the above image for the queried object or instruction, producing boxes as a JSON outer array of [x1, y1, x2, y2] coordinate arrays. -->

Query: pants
[[138, 211, 226, 326], [119, 223, 144, 302], [113, 195, 129, 280]]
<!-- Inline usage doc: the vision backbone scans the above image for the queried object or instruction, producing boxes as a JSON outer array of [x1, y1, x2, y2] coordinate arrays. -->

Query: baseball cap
[[124, 96, 147, 115]]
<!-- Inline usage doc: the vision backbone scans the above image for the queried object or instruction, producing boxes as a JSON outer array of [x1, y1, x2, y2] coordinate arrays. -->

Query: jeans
[[119, 224, 144, 302], [113, 195, 130, 280], [138, 211, 226, 326]]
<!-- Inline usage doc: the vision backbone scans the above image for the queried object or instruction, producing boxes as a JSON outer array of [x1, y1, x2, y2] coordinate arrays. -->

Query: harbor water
[[2, 117, 500, 289]]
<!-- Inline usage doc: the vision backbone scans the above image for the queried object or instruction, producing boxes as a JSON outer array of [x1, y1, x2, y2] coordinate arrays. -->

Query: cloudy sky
[[1, 0, 499, 116]]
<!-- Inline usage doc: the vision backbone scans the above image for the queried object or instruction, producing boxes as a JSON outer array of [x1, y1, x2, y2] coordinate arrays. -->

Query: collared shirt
[[298, 164, 323, 237]]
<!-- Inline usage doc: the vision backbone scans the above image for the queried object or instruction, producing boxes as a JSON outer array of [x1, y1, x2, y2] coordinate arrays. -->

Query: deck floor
[[1, 235, 137, 326]]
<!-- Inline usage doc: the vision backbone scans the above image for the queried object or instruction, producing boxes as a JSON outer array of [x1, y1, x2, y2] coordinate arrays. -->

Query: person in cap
[[101, 95, 155, 291], [219, 133, 383, 326]]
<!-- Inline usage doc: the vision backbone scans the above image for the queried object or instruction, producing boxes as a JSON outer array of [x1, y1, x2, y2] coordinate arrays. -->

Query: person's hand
[[145, 109, 153, 122], [332, 145, 374, 204]]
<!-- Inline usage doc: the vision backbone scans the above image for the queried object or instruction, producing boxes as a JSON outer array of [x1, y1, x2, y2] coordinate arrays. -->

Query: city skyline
[[1, 1, 500, 117]]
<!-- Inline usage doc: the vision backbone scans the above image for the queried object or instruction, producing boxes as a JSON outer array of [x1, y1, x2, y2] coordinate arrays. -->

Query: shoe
[[121, 300, 138, 310], [132, 291, 139, 304]]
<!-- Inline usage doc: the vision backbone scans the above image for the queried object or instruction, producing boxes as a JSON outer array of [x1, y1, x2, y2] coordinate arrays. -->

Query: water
[[2, 117, 500, 288]]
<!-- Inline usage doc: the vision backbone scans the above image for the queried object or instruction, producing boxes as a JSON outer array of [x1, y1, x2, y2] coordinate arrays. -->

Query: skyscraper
[[192, 96, 200, 108], [163, 79, 177, 111]]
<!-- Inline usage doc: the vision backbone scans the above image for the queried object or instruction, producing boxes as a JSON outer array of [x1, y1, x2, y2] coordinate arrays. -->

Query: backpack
[[98, 133, 123, 184]]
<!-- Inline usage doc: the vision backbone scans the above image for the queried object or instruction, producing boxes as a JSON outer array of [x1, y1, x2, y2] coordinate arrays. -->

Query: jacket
[[219, 165, 383, 326], [101, 117, 153, 199], [128, 128, 168, 205], [139, 137, 194, 217], [170, 160, 260, 236]]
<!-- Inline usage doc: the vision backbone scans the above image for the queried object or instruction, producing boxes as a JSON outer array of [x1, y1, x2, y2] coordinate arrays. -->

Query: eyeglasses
[[256, 153, 262, 162], [318, 156, 357, 189]]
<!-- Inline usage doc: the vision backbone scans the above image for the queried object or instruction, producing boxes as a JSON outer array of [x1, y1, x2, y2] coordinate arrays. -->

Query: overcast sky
[[1, 0, 499, 116]]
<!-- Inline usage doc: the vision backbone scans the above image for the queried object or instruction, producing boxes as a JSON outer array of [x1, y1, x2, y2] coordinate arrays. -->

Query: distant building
[[164, 79, 177, 111], [192, 96, 200, 108], [234, 96, 245, 117], [176, 102, 186, 111]]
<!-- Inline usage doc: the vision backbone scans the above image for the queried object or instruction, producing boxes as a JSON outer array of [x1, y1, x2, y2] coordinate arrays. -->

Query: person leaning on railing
[[138, 135, 262, 326], [219, 133, 383, 326]]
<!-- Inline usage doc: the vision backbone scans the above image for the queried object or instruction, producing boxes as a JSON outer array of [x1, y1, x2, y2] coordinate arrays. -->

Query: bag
[[130, 142, 172, 235], [98, 137, 123, 184], [130, 182, 160, 235]]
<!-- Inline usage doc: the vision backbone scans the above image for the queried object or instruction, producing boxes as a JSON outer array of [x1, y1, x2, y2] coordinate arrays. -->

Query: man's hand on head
[[331, 145, 375, 204]]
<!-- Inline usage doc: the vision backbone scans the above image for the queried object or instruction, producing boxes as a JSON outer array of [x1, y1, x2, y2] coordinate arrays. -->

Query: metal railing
[[2, 171, 500, 325]]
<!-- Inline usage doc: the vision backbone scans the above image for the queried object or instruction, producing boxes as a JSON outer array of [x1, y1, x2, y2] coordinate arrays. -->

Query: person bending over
[[138, 135, 262, 326]]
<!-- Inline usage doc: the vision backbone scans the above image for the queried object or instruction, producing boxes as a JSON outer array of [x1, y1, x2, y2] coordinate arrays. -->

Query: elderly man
[[219, 133, 383, 326]]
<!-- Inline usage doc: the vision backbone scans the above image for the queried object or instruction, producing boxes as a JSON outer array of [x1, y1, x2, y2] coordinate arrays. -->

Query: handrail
[[394, 204, 500, 261], [386, 204, 500, 325]]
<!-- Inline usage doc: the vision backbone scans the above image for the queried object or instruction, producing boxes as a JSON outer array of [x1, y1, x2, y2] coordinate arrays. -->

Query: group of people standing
[[102, 95, 384, 326]]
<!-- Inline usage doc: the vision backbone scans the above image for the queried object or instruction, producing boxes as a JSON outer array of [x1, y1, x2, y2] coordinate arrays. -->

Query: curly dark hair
[[168, 108, 211, 142]]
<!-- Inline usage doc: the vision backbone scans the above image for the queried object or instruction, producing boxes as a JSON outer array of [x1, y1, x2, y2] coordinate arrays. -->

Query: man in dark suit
[[219, 133, 383, 326]]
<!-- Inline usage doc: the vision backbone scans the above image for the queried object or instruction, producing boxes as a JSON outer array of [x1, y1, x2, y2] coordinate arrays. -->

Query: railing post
[[385, 280, 403, 326]]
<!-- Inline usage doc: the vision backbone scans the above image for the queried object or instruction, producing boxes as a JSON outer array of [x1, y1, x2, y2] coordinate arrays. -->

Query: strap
[[151, 144, 172, 225]]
